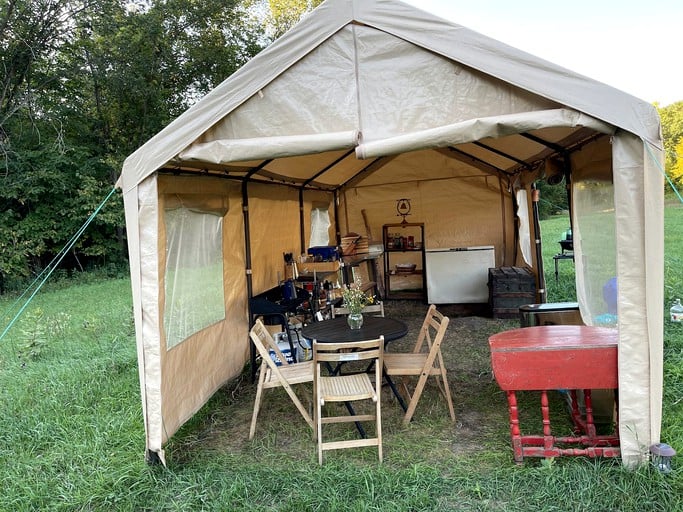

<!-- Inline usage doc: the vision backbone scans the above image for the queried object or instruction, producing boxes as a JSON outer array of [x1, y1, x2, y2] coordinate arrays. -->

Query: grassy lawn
[[0, 211, 681, 511]]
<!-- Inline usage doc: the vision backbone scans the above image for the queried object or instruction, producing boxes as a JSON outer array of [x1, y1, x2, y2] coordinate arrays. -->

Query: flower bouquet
[[341, 279, 374, 329]]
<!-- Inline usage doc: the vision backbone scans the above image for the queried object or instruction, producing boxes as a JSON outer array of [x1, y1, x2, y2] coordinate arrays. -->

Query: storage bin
[[519, 302, 582, 327], [307, 246, 339, 261]]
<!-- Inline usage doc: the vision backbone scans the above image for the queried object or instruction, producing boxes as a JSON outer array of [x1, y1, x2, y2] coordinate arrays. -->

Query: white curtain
[[516, 188, 532, 266]]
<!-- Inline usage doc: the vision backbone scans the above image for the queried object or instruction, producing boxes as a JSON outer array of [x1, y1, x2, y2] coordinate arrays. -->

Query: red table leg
[[506, 390, 524, 463], [540, 390, 553, 452], [583, 389, 597, 439]]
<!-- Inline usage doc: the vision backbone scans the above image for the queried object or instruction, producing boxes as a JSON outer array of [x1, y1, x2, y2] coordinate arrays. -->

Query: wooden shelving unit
[[382, 223, 425, 300]]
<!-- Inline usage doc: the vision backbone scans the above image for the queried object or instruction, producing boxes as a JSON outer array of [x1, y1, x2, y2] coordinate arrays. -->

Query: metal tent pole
[[532, 184, 547, 303]]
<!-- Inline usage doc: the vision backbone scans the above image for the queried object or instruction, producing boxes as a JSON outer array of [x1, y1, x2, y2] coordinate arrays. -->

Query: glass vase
[[347, 312, 364, 330]]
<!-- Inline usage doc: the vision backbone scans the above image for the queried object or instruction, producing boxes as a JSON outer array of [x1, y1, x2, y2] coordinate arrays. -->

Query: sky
[[400, 0, 681, 107]]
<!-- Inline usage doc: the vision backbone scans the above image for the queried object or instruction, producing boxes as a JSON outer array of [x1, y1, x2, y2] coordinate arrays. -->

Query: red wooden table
[[489, 325, 620, 463]]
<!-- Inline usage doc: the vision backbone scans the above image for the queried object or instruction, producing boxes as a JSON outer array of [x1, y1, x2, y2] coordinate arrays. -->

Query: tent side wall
[[612, 134, 664, 465], [572, 134, 664, 465], [246, 182, 336, 293], [123, 176, 163, 460], [155, 175, 248, 445], [127, 174, 337, 458]]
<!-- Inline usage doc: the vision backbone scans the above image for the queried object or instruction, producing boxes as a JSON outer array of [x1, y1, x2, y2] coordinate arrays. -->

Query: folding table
[[489, 325, 620, 463]]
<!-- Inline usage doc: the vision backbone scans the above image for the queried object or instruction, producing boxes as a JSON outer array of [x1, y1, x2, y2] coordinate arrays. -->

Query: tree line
[[0, 0, 271, 291], [0, 0, 679, 293]]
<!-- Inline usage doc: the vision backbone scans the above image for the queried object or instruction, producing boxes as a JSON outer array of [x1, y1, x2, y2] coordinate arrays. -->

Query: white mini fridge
[[425, 246, 495, 304]]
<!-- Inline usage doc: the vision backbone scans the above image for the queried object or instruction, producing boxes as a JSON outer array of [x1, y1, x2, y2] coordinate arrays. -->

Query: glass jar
[[347, 312, 364, 330]]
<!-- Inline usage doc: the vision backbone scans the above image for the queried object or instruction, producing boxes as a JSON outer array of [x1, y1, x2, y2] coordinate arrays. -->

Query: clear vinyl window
[[573, 179, 617, 325], [163, 207, 225, 349]]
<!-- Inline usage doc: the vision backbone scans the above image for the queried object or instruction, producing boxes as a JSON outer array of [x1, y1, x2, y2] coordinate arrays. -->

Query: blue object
[[269, 347, 294, 366], [595, 313, 618, 327], [307, 246, 338, 261], [282, 279, 296, 300], [603, 277, 618, 315]]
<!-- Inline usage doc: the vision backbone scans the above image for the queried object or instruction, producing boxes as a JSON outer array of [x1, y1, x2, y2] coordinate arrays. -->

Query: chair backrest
[[331, 301, 384, 318], [413, 304, 450, 361], [249, 318, 290, 371], [313, 337, 384, 389]]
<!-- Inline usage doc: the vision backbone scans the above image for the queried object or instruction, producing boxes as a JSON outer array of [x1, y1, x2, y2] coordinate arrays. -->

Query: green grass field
[[0, 211, 681, 511]]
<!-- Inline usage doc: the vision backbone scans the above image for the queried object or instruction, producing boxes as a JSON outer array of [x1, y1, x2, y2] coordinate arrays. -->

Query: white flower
[[341, 279, 374, 314]]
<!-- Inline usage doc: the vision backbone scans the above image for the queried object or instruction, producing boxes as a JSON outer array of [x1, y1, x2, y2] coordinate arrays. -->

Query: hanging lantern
[[650, 443, 676, 473]]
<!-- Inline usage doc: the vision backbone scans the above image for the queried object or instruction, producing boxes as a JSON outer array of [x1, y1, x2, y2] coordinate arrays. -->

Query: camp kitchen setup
[[117, 0, 664, 467]]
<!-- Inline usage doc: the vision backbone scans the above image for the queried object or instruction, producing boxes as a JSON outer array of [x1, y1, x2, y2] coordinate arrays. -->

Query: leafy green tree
[[247, 0, 324, 39], [0, 0, 96, 288], [0, 146, 121, 281], [269, 0, 324, 37], [672, 139, 683, 186], [537, 179, 569, 220], [59, 0, 265, 164], [0, 0, 87, 164], [657, 101, 683, 183], [0, 0, 266, 291]]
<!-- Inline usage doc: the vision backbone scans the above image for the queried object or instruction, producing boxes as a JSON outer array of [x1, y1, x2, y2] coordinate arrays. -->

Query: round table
[[301, 316, 408, 343]]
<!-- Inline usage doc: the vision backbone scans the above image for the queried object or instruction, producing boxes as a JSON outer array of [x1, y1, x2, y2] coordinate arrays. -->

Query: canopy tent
[[117, 0, 664, 466]]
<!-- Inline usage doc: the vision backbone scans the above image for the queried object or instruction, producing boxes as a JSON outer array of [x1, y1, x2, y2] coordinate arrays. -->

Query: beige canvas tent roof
[[118, 0, 664, 466]]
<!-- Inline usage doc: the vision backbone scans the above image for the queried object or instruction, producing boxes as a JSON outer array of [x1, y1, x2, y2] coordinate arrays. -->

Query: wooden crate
[[298, 260, 341, 275], [488, 267, 536, 318], [341, 235, 369, 255]]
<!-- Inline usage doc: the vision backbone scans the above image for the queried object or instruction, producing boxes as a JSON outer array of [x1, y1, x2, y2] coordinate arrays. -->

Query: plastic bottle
[[323, 280, 331, 307], [670, 299, 683, 322]]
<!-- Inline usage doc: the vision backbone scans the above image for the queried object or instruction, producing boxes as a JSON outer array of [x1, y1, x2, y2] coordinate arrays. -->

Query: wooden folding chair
[[249, 318, 314, 440], [331, 301, 385, 318], [383, 304, 455, 424], [313, 336, 384, 464]]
